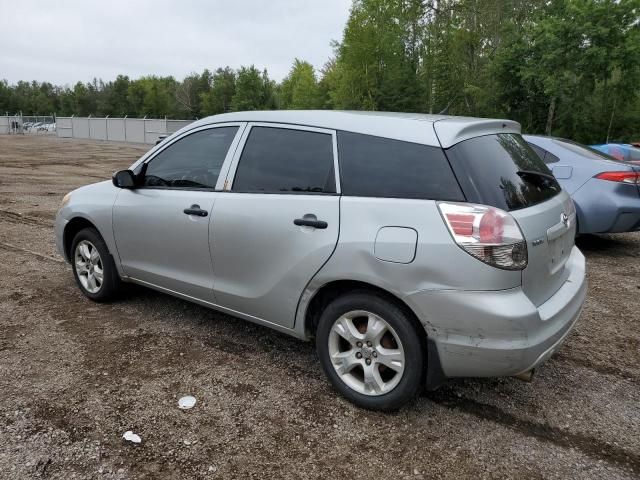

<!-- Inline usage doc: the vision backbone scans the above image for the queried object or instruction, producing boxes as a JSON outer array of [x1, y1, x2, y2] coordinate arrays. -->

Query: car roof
[[186, 110, 521, 148]]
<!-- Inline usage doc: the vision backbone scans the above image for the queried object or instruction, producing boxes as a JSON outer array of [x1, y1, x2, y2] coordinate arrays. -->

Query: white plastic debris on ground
[[178, 396, 197, 410], [122, 431, 142, 444]]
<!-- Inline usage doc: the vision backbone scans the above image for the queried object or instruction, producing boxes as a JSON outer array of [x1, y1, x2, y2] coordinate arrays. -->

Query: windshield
[[446, 133, 562, 211]]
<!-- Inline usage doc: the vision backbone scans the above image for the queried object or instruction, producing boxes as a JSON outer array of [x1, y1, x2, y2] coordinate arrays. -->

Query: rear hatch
[[445, 133, 575, 306]]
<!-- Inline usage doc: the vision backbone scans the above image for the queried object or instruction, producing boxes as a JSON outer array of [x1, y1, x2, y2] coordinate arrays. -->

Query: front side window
[[447, 134, 562, 211], [232, 126, 335, 193], [142, 126, 238, 189]]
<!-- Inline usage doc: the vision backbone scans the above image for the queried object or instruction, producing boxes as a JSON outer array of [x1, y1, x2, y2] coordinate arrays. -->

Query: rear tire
[[316, 291, 425, 411], [70, 227, 121, 302]]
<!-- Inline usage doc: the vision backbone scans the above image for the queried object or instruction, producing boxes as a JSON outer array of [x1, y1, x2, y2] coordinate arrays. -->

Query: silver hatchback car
[[56, 111, 587, 410]]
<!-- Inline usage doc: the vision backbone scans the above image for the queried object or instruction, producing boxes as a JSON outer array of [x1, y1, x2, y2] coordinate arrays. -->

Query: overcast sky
[[0, 0, 352, 86]]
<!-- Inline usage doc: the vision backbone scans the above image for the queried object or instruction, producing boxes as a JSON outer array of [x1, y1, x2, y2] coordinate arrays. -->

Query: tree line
[[1, 0, 639, 143]]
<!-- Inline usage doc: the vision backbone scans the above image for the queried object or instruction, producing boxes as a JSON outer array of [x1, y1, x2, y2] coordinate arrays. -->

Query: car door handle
[[183, 204, 208, 217], [294, 216, 328, 229]]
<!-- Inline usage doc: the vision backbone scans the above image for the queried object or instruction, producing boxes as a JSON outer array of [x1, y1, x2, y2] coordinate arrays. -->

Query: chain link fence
[[0, 114, 23, 134], [0, 114, 56, 135]]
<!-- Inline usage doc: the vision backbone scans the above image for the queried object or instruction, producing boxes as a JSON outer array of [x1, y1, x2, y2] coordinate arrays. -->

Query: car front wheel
[[71, 227, 121, 302], [316, 292, 425, 411]]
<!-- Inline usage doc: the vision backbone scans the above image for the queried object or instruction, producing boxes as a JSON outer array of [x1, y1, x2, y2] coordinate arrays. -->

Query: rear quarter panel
[[571, 178, 640, 233], [296, 197, 522, 334]]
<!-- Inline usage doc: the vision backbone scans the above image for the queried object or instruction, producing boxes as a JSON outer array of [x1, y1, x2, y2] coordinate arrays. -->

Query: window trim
[[134, 122, 247, 192], [223, 122, 341, 195]]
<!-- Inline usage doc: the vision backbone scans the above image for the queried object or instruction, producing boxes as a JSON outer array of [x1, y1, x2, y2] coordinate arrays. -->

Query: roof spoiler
[[433, 118, 521, 148]]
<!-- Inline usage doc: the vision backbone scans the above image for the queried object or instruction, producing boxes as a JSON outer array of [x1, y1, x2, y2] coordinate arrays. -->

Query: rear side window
[[337, 132, 464, 201], [232, 127, 336, 194], [447, 134, 561, 211]]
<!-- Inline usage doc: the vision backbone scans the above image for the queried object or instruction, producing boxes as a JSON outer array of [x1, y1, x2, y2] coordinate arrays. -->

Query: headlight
[[61, 193, 72, 207]]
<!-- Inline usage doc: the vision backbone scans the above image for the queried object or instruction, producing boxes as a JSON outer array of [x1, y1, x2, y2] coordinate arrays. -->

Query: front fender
[[56, 181, 122, 274]]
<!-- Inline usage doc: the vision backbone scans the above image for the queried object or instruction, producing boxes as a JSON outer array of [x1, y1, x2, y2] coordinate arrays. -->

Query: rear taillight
[[438, 202, 528, 270], [595, 171, 640, 184]]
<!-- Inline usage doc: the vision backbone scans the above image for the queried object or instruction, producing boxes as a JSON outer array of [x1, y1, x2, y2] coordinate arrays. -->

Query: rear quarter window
[[527, 142, 560, 164], [337, 131, 464, 201], [446, 134, 562, 211]]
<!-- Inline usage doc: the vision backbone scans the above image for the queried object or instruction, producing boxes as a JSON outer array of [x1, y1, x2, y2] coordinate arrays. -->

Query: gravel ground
[[0, 135, 638, 479]]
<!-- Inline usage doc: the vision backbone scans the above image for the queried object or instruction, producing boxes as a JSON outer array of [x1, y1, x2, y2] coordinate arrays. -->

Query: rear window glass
[[446, 134, 562, 211], [337, 131, 464, 201]]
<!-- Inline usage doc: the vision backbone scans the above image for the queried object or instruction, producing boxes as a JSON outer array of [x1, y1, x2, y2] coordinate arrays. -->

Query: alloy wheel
[[74, 240, 103, 294], [328, 310, 405, 396]]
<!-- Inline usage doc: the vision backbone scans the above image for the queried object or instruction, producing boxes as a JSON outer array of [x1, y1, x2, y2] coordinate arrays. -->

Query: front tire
[[71, 227, 121, 302], [316, 291, 425, 411]]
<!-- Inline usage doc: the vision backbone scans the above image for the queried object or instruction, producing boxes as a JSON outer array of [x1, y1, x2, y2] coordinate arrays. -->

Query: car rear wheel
[[71, 228, 121, 302], [316, 292, 425, 411]]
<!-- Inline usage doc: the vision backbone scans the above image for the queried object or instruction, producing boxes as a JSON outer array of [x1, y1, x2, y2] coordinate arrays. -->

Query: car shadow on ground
[[119, 283, 507, 397], [576, 233, 639, 256], [116, 282, 312, 353]]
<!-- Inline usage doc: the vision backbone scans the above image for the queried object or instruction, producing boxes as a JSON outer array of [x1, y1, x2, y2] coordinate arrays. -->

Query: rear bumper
[[572, 179, 640, 233], [608, 211, 640, 233], [406, 246, 587, 378]]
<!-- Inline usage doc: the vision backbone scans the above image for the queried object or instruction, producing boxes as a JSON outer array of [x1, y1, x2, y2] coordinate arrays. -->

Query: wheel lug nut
[[366, 341, 372, 347], [356, 342, 362, 348], [365, 359, 371, 365], [372, 351, 377, 357], [356, 352, 362, 359]]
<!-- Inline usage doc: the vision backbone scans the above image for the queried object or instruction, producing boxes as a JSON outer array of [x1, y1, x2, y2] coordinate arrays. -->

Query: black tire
[[316, 291, 425, 411], [70, 227, 121, 302]]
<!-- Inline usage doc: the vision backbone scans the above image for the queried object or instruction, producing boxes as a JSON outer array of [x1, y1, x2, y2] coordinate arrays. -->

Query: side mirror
[[112, 169, 136, 189]]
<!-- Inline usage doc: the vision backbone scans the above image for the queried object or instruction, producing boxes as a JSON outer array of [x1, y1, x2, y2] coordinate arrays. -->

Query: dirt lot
[[0, 135, 638, 479]]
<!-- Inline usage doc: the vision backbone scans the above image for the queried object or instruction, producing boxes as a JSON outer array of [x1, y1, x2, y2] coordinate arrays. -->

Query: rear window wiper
[[516, 169, 556, 182]]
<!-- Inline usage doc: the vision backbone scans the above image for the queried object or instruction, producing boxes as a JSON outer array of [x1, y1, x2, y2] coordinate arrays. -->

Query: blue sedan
[[524, 135, 640, 234]]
